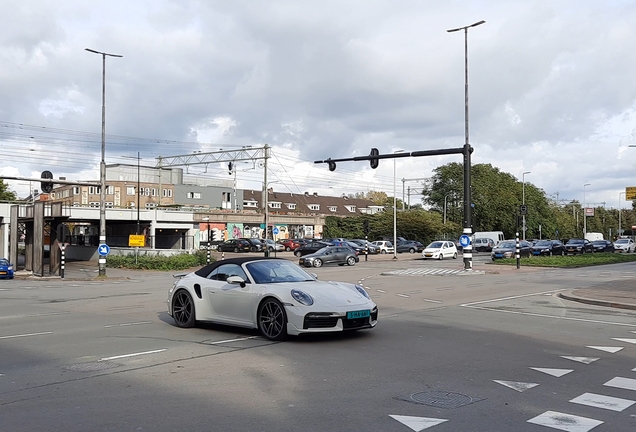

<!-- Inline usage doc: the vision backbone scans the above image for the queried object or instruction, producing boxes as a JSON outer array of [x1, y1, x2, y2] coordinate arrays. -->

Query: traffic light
[[228, 162, 233, 175], [327, 158, 336, 171], [40, 170, 53, 193], [369, 148, 379, 169]]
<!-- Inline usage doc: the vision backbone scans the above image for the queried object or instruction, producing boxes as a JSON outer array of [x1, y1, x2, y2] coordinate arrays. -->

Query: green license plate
[[347, 310, 370, 319]]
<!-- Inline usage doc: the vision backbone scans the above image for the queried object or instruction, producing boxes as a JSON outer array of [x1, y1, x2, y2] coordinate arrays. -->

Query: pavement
[[10, 254, 636, 311]]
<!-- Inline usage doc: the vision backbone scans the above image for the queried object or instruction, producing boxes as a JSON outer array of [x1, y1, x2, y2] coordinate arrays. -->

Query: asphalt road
[[1, 253, 636, 431]]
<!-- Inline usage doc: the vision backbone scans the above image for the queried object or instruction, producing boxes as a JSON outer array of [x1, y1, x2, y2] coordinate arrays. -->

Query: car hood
[[423, 247, 442, 253], [532, 245, 551, 249], [299, 280, 370, 307], [492, 246, 515, 252]]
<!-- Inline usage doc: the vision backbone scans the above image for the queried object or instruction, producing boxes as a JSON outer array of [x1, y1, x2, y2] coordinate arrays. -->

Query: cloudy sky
[[1, 0, 635, 209]]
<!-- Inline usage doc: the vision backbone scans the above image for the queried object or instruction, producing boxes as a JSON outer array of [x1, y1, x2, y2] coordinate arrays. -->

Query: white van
[[584, 232, 603, 241], [473, 231, 505, 246]]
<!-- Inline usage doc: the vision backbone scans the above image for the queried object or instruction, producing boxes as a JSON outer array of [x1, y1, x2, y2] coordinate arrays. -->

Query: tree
[[0, 179, 17, 201]]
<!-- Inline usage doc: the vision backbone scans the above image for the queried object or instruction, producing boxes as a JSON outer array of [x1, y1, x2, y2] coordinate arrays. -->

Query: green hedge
[[490, 253, 636, 268], [106, 251, 212, 271]]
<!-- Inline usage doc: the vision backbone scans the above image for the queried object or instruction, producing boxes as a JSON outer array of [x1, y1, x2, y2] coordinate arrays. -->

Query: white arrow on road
[[493, 380, 539, 392], [389, 415, 448, 431]]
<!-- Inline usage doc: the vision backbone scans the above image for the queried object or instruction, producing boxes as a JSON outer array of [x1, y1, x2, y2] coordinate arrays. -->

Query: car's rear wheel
[[233, 247, 239, 253], [258, 298, 287, 341], [453, 252, 457, 259], [172, 290, 195, 328], [313, 259, 323, 268], [347, 256, 356, 266], [294, 250, 302, 257], [285, 246, 291, 252], [409, 248, 415, 253], [381, 250, 386, 254], [438, 253, 443, 260]]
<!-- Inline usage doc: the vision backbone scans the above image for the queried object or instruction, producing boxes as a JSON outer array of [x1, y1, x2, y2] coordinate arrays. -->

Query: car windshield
[[314, 247, 331, 255], [616, 239, 630, 244], [592, 240, 606, 244], [498, 242, 516, 248], [246, 260, 315, 284], [0, 259, 9, 265], [428, 242, 444, 248], [567, 239, 584, 244], [535, 241, 551, 246]]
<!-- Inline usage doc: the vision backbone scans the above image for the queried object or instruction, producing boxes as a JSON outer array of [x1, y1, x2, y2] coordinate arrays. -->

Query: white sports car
[[167, 257, 378, 341]]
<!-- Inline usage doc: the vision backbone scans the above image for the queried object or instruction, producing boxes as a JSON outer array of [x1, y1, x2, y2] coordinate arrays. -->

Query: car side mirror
[[227, 275, 246, 288]]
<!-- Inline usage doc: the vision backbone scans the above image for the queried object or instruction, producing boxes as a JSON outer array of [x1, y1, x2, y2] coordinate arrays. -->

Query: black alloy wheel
[[172, 290, 195, 328], [258, 298, 287, 341], [347, 256, 356, 266]]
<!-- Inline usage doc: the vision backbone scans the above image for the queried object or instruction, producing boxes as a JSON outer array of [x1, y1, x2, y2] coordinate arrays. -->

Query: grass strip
[[489, 253, 636, 268]]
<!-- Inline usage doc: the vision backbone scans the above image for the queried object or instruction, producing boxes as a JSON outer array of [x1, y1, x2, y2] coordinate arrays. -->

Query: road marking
[[587, 346, 624, 353], [389, 415, 448, 431], [604, 377, 636, 392], [100, 349, 166, 361], [461, 289, 565, 306], [0, 331, 53, 339], [530, 367, 573, 377], [0, 312, 70, 320], [396, 294, 410, 298], [103, 321, 153, 328], [423, 299, 442, 304], [376, 289, 386, 293], [493, 380, 539, 392], [611, 338, 636, 344], [560, 356, 599, 364], [527, 411, 603, 431], [207, 336, 259, 345], [570, 392, 636, 412], [107, 305, 144, 311]]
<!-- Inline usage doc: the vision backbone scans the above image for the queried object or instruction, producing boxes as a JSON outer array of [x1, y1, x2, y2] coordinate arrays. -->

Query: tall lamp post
[[522, 171, 531, 240], [448, 20, 485, 270], [583, 183, 591, 237], [619, 191, 625, 238], [86, 48, 122, 277], [443, 192, 453, 225], [393, 150, 404, 260]]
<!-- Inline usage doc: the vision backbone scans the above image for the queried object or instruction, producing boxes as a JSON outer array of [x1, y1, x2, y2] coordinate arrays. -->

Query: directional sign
[[459, 235, 471, 247], [272, 227, 280, 235], [128, 235, 145, 247], [98, 244, 110, 256]]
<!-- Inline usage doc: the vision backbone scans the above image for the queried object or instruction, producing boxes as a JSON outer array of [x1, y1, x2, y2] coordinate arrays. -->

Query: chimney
[[313, 192, 318, 197], [304, 191, 309, 196]]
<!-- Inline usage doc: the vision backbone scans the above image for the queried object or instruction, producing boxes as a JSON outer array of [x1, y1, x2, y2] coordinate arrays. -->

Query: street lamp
[[393, 150, 404, 260], [448, 19, 485, 270], [619, 191, 626, 238], [86, 48, 123, 277], [583, 183, 591, 237], [522, 171, 531, 240], [443, 192, 453, 225]]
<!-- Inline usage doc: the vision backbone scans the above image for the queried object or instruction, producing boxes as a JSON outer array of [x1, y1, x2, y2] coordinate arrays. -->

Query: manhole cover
[[397, 390, 483, 409], [63, 362, 120, 372]]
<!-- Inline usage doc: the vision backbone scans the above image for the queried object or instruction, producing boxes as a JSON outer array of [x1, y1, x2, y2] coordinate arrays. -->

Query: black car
[[350, 239, 379, 254], [531, 240, 565, 256], [294, 241, 332, 257], [299, 246, 359, 268], [241, 238, 264, 252], [217, 239, 252, 253], [491, 240, 532, 260], [564, 239, 595, 255], [396, 240, 424, 254], [591, 240, 615, 253]]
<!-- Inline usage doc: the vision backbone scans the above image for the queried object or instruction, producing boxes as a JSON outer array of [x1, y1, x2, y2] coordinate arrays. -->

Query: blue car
[[0, 258, 15, 279]]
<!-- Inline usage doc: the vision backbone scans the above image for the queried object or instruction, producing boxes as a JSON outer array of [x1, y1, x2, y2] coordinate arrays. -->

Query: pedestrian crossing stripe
[[527, 411, 603, 431], [530, 367, 573, 377], [569, 392, 636, 412], [493, 380, 539, 392], [389, 415, 448, 431], [382, 268, 483, 276], [560, 356, 599, 364]]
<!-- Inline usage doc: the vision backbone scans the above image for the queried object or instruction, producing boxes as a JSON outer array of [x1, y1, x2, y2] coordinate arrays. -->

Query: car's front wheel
[[233, 247, 239, 253], [258, 298, 287, 341], [346, 256, 356, 266], [285, 246, 291, 252], [453, 252, 457, 259], [172, 290, 195, 328], [313, 259, 323, 268], [294, 250, 302, 257], [409, 248, 415, 254], [381, 250, 386, 254], [438, 253, 443, 260]]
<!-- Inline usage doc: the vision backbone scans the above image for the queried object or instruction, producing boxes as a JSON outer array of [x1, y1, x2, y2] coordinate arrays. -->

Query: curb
[[557, 291, 636, 311]]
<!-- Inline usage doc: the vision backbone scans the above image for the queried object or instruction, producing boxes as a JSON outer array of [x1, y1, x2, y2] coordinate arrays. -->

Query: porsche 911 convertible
[[167, 257, 378, 341]]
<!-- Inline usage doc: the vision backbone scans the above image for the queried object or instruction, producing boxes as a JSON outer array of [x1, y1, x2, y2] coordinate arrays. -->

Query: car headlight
[[542, 249, 549, 252], [8, 266, 13, 270], [291, 289, 314, 306], [355, 285, 370, 300]]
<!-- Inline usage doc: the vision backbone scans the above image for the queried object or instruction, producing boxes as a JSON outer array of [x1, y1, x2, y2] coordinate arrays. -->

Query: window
[[346, 205, 356, 212], [162, 188, 172, 197], [127, 201, 136, 208], [63, 190, 70, 198], [329, 206, 337, 212], [72, 202, 80, 207], [187, 192, 202, 199], [73, 186, 80, 195], [145, 203, 157, 209], [88, 186, 101, 195], [286, 203, 296, 210], [127, 186, 135, 195], [243, 200, 258, 208], [151, 188, 157, 197], [269, 202, 281, 209], [89, 202, 100, 208], [50, 192, 56, 199], [308, 204, 320, 211], [105, 185, 114, 195], [206, 263, 249, 282], [105, 202, 114, 208]]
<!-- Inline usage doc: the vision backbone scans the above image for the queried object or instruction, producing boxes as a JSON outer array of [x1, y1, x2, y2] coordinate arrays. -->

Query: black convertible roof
[[194, 257, 285, 277]]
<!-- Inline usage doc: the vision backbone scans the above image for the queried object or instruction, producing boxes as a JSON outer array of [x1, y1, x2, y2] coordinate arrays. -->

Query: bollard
[[60, 244, 66, 279], [515, 232, 520, 269], [221, 251, 225, 260], [364, 235, 368, 261], [206, 244, 211, 265]]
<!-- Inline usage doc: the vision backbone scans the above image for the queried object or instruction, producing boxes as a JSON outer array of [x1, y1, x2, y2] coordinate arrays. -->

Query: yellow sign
[[627, 187, 636, 200], [128, 235, 145, 247]]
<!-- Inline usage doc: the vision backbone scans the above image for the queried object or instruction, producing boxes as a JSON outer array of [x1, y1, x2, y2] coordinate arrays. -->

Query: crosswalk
[[381, 267, 485, 276]]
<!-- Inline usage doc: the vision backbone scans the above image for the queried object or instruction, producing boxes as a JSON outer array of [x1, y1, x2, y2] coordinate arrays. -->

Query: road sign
[[459, 235, 471, 247], [272, 227, 279, 235], [520, 204, 528, 215], [626, 187, 636, 200], [128, 235, 145, 247], [585, 207, 594, 216], [98, 244, 110, 256]]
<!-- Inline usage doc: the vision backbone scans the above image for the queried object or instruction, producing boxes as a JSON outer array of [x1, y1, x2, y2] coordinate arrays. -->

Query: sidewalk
[[558, 279, 636, 311]]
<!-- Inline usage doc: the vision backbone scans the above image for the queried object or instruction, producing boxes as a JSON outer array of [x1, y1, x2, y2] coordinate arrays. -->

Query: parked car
[[350, 239, 379, 254], [344, 241, 366, 254], [217, 239, 252, 253], [299, 246, 359, 268], [564, 239, 595, 255], [531, 240, 565, 256], [422, 241, 458, 260], [294, 241, 333, 257], [168, 257, 377, 340], [199, 240, 224, 251], [261, 239, 285, 252], [491, 240, 532, 260], [591, 240, 615, 253], [613, 238, 635, 253], [371, 240, 394, 254], [278, 238, 302, 252], [0, 258, 15, 279], [322, 238, 347, 246], [396, 240, 424, 254], [473, 238, 495, 252], [241, 238, 264, 252]]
